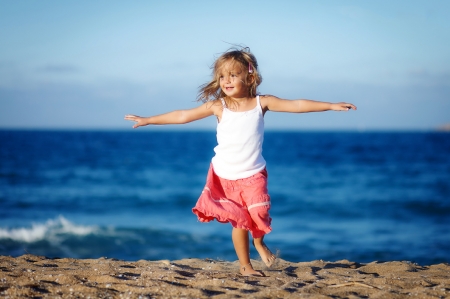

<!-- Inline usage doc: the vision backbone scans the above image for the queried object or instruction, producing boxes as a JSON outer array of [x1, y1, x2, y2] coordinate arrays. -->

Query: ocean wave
[[0, 216, 98, 243]]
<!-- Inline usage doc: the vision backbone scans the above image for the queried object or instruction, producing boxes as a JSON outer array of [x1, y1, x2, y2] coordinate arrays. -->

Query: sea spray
[[0, 216, 97, 243]]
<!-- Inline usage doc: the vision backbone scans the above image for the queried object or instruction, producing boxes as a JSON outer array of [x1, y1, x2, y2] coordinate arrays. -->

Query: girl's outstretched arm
[[261, 95, 356, 113], [124, 102, 216, 128]]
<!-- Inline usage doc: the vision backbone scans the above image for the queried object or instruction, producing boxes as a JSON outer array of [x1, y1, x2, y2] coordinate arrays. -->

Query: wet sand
[[1, 254, 449, 298]]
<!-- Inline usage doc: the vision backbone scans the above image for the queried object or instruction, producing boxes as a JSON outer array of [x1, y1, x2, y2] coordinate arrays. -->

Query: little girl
[[125, 47, 356, 277]]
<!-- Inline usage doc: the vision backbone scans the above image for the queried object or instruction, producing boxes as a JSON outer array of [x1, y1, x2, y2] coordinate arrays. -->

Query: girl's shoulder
[[203, 99, 224, 115], [260, 94, 279, 100], [259, 94, 280, 110]]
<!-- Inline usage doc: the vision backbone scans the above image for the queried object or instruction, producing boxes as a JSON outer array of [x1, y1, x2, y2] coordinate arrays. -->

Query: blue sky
[[1, 0, 449, 130]]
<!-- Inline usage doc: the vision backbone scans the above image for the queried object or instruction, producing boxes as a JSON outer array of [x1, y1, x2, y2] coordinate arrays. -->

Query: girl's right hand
[[331, 102, 357, 111], [124, 114, 147, 128]]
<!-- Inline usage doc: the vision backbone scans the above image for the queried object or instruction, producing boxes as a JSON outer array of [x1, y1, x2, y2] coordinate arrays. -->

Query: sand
[[0, 254, 449, 298]]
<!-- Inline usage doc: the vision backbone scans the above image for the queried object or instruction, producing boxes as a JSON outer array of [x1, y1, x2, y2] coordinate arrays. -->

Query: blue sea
[[1, 130, 449, 266]]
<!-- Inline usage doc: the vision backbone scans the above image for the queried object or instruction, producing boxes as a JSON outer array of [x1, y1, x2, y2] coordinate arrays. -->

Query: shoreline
[[1, 254, 449, 298]]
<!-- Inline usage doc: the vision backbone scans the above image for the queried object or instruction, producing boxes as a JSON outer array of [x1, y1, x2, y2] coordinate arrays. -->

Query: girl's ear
[[247, 74, 255, 85]]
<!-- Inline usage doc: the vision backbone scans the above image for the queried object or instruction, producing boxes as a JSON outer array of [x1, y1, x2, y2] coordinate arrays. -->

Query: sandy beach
[[0, 254, 449, 298]]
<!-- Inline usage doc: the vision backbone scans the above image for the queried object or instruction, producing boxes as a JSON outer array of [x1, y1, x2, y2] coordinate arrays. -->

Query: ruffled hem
[[192, 206, 253, 232], [252, 227, 272, 238], [192, 205, 272, 238]]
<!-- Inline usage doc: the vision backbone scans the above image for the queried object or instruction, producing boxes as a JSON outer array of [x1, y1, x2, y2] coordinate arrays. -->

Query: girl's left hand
[[331, 102, 357, 111], [124, 114, 147, 128]]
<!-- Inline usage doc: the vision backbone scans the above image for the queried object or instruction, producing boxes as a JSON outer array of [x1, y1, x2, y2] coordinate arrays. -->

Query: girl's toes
[[265, 254, 276, 268]]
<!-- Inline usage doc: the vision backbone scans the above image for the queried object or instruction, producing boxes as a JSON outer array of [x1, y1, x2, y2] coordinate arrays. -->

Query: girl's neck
[[224, 96, 256, 112], [226, 95, 252, 103]]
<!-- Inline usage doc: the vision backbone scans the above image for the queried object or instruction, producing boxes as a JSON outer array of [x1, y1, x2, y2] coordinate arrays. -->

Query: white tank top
[[211, 95, 266, 180]]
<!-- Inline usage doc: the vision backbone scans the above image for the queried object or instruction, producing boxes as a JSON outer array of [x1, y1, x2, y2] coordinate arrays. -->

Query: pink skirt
[[192, 164, 272, 238]]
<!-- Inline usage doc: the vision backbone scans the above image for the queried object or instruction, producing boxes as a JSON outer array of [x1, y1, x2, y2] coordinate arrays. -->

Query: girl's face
[[218, 61, 248, 98]]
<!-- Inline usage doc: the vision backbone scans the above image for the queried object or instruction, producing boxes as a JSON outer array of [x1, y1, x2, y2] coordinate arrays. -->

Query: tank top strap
[[220, 98, 226, 108], [256, 95, 260, 107]]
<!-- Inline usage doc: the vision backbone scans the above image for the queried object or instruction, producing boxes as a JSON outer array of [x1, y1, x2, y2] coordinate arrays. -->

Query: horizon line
[[1, 127, 448, 133]]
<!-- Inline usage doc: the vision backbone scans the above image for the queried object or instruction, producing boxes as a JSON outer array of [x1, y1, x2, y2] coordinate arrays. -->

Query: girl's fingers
[[124, 115, 139, 121], [124, 115, 143, 128], [342, 103, 356, 110]]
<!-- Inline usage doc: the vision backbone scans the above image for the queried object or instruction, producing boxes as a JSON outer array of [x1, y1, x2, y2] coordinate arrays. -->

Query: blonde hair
[[197, 47, 262, 103]]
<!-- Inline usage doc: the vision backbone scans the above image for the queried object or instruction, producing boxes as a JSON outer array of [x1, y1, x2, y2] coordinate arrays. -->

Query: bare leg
[[253, 235, 276, 268], [232, 228, 263, 276]]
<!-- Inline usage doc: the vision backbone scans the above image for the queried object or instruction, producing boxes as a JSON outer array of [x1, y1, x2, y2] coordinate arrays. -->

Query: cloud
[[36, 64, 80, 74], [0, 79, 205, 129], [407, 69, 450, 87], [1, 74, 449, 131]]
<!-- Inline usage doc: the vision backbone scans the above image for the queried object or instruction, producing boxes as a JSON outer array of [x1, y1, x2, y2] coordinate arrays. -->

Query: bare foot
[[240, 263, 265, 277], [252, 240, 276, 268]]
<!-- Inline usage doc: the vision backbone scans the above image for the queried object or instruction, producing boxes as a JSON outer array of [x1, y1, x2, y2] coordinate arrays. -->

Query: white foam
[[0, 216, 98, 243]]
